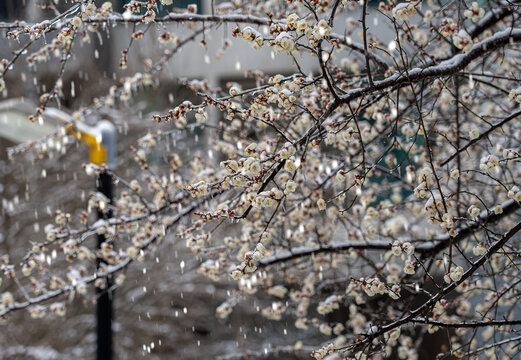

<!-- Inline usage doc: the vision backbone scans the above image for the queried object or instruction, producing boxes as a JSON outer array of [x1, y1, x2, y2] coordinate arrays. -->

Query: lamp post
[[96, 171, 113, 360], [72, 120, 116, 360]]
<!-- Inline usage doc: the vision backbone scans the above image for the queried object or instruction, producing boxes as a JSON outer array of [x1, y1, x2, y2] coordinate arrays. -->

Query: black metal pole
[[96, 172, 113, 360]]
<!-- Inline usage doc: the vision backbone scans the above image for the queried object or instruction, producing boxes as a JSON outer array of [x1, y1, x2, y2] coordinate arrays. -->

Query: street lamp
[[69, 118, 116, 360]]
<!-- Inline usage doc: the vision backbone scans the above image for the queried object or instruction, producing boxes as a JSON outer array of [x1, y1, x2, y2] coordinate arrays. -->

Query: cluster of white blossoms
[[324, 126, 356, 146], [185, 233, 211, 253], [444, 265, 465, 283], [384, 328, 401, 346], [197, 259, 220, 281], [507, 185, 521, 201], [215, 301, 233, 319], [464, 2, 486, 22], [48, 302, 67, 316], [123, 0, 182, 24], [250, 188, 284, 209], [273, 32, 295, 53], [413, 167, 434, 199], [142, 9, 156, 23], [75, 1, 112, 20], [267, 88, 297, 109], [81, 2, 97, 17], [440, 213, 455, 229], [239, 26, 264, 50], [311, 19, 332, 40], [396, 336, 419, 360], [56, 27, 74, 45], [291, 15, 310, 37], [157, 31, 179, 45], [186, 180, 209, 197], [360, 277, 386, 297], [403, 259, 416, 275], [28, 305, 46, 319], [317, 198, 327, 210], [509, 87, 521, 103], [287, 272, 316, 320], [260, 301, 286, 320], [0, 291, 14, 312], [267, 284, 288, 298], [422, 193, 457, 233], [317, 295, 342, 315], [279, 142, 297, 159], [238, 15, 332, 51], [229, 243, 265, 280], [439, 17, 458, 37], [468, 127, 479, 139], [294, 317, 310, 330], [392, 2, 417, 21], [71, 16, 82, 28], [479, 154, 500, 171], [467, 204, 481, 218], [311, 343, 335, 360], [453, 30, 473, 52], [502, 147, 520, 161], [449, 168, 460, 179], [391, 240, 415, 256], [472, 242, 487, 256], [422, 9, 433, 23]]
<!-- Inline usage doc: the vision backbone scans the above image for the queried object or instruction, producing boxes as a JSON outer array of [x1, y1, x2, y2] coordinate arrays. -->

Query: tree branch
[[441, 109, 521, 166], [412, 317, 521, 328], [338, 28, 521, 104], [260, 198, 520, 267]]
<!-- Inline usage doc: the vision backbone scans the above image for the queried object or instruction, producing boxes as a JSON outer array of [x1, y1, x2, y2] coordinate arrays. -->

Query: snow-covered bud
[[472, 242, 486, 256], [467, 205, 480, 218], [468, 128, 479, 139], [142, 9, 156, 23], [392, 3, 416, 21], [509, 87, 521, 103], [449, 168, 459, 179], [403, 260, 415, 275], [391, 241, 402, 256], [453, 30, 473, 52], [464, 2, 485, 22], [71, 16, 83, 28], [317, 198, 327, 210]]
